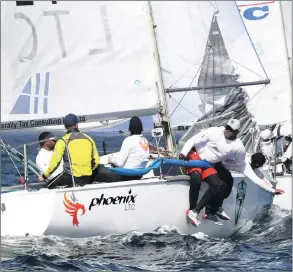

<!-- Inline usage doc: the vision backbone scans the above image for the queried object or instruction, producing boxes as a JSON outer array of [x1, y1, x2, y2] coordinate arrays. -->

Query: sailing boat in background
[[1, 1, 278, 238]]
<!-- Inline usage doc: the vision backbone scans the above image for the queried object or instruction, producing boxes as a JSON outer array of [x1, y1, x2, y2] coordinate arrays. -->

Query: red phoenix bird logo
[[63, 192, 86, 227]]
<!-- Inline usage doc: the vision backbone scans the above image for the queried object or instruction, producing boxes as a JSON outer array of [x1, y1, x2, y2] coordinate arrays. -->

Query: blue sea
[[0, 130, 292, 271]]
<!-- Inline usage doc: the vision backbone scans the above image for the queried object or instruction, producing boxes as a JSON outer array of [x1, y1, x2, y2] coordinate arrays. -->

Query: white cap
[[260, 129, 272, 140], [226, 118, 240, 130]]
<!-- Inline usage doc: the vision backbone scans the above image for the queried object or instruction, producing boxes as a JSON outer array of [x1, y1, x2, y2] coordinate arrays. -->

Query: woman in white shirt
[[108, 116, 150, 181]]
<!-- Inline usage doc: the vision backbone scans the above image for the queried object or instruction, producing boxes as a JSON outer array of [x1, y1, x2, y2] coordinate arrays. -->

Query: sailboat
[[237, 0, 292, 210], [1, 1, 275, 238]]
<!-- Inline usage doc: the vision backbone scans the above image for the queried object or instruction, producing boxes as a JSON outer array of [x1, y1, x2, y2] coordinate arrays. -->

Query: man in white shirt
[[276, 138, 292, 174], [260, 125, 292, 174], [36, 132, 63, 184], [281, 137, 292, 173], [180, 118, 284, 222], [108, 116, 149, 181]]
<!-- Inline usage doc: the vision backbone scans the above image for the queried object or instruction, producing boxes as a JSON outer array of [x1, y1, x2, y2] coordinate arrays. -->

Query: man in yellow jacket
[[38, 113, 100, 188]]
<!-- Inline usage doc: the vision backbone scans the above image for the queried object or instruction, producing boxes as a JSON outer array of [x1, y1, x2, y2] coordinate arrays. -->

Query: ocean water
[[0, 130, 292, 271]]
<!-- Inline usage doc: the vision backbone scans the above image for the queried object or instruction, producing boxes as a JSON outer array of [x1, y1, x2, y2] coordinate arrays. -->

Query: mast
[[147, 2, 174, 153]]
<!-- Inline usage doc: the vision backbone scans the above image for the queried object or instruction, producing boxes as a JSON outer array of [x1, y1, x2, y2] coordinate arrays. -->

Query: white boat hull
[[1, 173, 273, 238], [273, 174, 292, 210]]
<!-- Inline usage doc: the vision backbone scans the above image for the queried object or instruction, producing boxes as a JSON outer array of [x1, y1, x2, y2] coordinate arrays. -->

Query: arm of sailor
[[253, 167, 264, 179], [43, 139, 65, 179], [222, 145, 275, 193], [110, 138, 131, 167], [36, 154, 48, 174], [253, 167, 274, 188], [224, 159, 275, 193], [180, 127, 213, 156], [242, 161, 275, 193]]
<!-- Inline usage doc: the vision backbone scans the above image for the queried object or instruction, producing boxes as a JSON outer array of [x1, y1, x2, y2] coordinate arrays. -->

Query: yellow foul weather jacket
[[43, 129, 100, 178]]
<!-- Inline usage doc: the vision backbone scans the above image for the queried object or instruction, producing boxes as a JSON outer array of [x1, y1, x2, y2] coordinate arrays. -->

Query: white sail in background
[[151, 1, 267, 128], [237, 1, 292, 126], [1, 1, 160, 130]]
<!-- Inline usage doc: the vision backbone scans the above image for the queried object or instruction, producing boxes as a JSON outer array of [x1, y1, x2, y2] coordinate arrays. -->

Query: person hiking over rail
[[180, 118, 284, 225], [180, 147, 226, 226]]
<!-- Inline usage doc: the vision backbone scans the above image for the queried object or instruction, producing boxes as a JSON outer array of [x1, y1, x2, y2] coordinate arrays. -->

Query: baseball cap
[[226, 118, 240, 131], [260, 129, 272, 140], [64, 113, 78, 126], [251, 152, 266, 168]]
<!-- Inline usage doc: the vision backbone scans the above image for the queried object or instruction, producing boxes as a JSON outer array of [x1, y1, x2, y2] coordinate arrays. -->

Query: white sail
[[237, 1, 292, 126], [150, 1, 267, 128], [1, 1, 160, 130]]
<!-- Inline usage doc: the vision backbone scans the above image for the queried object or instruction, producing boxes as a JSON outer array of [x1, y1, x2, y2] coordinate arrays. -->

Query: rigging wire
[[168, 47, 213, 118], [168, 95, 200, 118], [245, 84, 269, 105], [232, 85, 269, 120], [197, 1, 208, 36], [214, 1, 219, 12], [187, 2, 199, 58], [1, 139, 23, 178], [208, 1, 217, 11], [216, 51, 268, 80]]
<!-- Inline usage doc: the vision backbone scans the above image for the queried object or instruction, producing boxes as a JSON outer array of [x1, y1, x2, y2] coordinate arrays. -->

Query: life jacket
[[186, 151, 217, 180], [44, 128, 100, 178]]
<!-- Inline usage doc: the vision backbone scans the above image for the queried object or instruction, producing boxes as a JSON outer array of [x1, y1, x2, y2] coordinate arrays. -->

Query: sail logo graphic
[[139, 139, 149, 151], [10, 72, 50, 115], [238, 1, 275, 21], [235, 180, 247, 225]]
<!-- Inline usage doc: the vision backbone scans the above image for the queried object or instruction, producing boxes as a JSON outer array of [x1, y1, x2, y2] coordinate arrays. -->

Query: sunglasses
[[225, 125, 239, 134]]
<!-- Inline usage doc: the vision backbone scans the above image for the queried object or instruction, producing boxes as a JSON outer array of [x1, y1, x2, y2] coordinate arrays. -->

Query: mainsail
[[1, 2, 162, 130]]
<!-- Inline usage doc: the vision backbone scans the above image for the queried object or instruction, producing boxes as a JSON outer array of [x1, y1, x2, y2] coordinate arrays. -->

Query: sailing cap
[[226, 118, 240, 131], [64, 113, 78, 126], [260, 129, 272, 140]]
